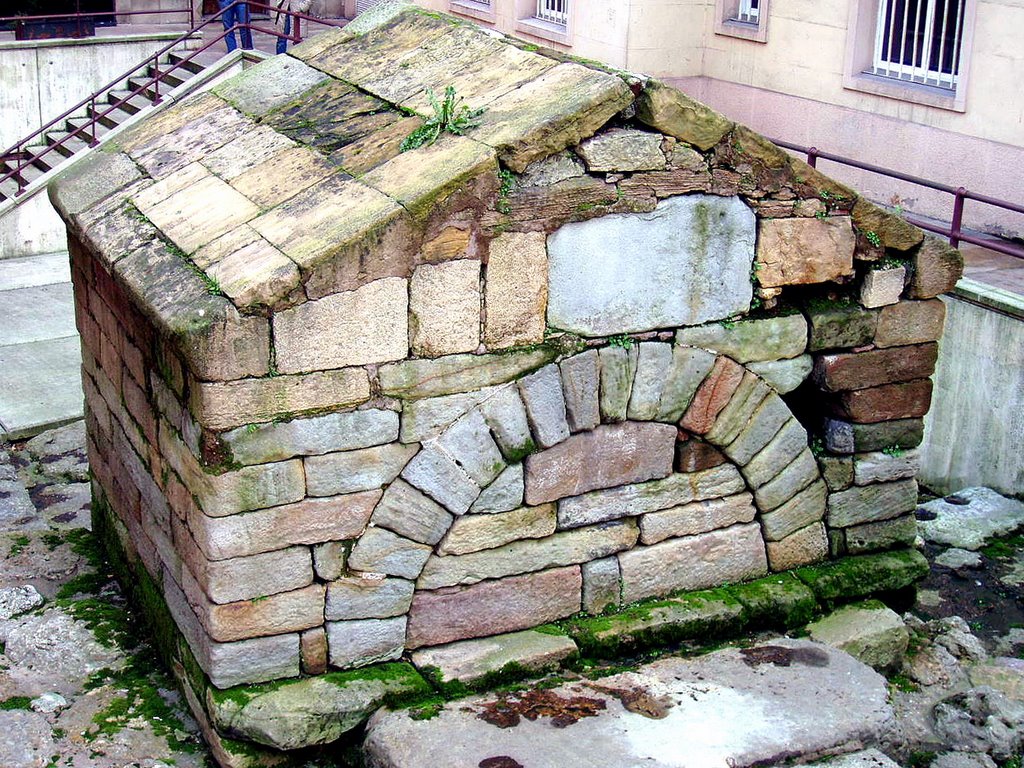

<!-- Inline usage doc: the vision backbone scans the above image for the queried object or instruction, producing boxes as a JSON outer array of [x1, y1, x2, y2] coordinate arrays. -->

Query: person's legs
[[219, 0, 239, 52], [276, 11, 290, 54], [238, 2, 253, 50]]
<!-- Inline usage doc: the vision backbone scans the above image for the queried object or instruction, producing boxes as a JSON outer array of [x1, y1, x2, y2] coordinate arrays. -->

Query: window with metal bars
[[535, 0, 568, 26], [733, 0, 760, 24], [870, 0, 966, 90]]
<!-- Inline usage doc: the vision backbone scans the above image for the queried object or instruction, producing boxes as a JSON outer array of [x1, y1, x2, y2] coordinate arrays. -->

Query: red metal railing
[[776, 139, 1024, 260], [0, 1, 343, 199]]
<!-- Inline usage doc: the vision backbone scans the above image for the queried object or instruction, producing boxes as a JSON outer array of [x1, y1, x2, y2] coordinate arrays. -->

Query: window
[[869, 0, 966, 90], [715, 0, 770, 42], [449, 0, 495, 24], [844, 0, 976, 110], [515, 0, 570, 45]]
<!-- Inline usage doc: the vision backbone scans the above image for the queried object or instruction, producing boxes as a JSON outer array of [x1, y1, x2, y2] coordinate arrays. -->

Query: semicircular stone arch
[[343, 343, 826, 658]]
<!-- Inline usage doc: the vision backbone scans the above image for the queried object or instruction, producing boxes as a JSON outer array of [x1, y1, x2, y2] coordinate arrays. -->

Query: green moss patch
[[795, 548, 929, 605]]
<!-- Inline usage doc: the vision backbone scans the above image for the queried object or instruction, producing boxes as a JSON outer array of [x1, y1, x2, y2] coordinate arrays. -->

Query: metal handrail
[[0, 1, 343, 199], [0, 8, 195, 26], [776, 139, 1024, 260]]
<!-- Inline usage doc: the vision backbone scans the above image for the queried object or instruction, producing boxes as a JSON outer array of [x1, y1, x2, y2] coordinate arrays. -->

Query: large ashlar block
[[410, 259, 481, 356], [547, 195, 755, 336], [756, 217, 856, 287], [274, 277, 409, 373], [484, 232, 548, 349]]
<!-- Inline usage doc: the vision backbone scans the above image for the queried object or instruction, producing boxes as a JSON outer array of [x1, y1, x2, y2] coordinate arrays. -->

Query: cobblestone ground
[[0, 421, 210, 768]]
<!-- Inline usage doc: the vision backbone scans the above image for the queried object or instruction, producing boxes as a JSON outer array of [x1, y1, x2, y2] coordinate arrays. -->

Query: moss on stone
[[728, 574, 818, 630], [794, 548, 929, 606]]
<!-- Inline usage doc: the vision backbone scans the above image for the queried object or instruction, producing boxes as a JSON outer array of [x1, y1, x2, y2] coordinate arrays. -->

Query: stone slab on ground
[[918, 488, 1024, 550], [807, 600, 909, 672], [410, 629, 578, 686], [817, 749, 902, 768], [0, 251, 71, 292], [364, 639, 895, 768], [0, 336, 83, 440]]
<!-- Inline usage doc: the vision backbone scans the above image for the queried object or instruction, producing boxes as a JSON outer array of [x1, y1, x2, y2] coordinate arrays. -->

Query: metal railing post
[[806, 147, 819, 168], [89, 97, 98, 146], [950, 187, 966, 248], [152, 54, 162, 105], [296, 14, 302, 44]]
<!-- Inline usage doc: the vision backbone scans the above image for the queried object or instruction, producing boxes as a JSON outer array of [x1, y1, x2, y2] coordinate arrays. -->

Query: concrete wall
[[920, 282, 1024, 498], [0, 32, 189, 149]]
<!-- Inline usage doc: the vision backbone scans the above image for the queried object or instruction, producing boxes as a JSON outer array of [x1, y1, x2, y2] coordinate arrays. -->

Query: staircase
[[0, 51, 208, 203]]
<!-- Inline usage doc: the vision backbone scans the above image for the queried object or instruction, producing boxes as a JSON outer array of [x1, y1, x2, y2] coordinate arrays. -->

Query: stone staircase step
[[45, 131, 94, 160]]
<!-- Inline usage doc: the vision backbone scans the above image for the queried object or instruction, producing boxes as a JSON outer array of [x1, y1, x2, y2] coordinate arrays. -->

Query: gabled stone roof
[[49, 1, 927, 384]]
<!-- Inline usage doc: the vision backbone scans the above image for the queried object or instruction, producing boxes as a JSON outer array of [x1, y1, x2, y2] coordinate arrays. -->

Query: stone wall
[[51, 4, 961, 732]]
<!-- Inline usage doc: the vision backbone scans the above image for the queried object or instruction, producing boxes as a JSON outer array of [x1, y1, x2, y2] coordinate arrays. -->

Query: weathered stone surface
[[192, 543, 315, 604], [765, 522, 828, 571], [524, 422, 676, 505], [705, 372, 771, 446], [406, 566, 583, 648], [4, 609, 121, 691], [401, 443, 480, 515], [224, 408, 399, 465], [371, 478, 453, 546], [640, 493, 756, 545], [347, 527, 433, 579], [479, 385, 535, 461], [827, 478, 918, 528], [314, 541, 348, 581], [824, 417, 925, 454], [192, 368, 371, 431], [274, 277, 409, 373], [213, 53, 330, 117], [819, 455, 855, 491], [188, 579, 326, 643], [438, 503, 555, 556], [547, 195, 755, 336], [851, 197, 924, 251], [676, 438, 728, 473], [760, 479, 827, 541], [658, 346, 716, 422], [0, 710, 54, 768], [813, 343, 938, 392], [208, 662, 429, 751], [808, 601, 909, 672], [484, 231, 548, 349], [582, 556, 621, 614], [205, 234, 302, 309], [409, 259, 480, 356], [635, 79, 733, 151], [399, 387, 498, 443], [794, 548, 928, 602], [469, 463, 524, 514], [598, 345, 639, 423], [306, 443, 419, 496], [229, 145, 336, 208], [380, 348, 556, 398], [437, 410, 505, 487], [917, 487, 1024, 550], [0, 585, 43, 620], [560, 350, 600, 432], [326, 617, 407, 669], [619, 522, 768, 603], [678, 355, 743, 436], [410, 630, 578, 685], [627, 342, 675, 421], [520, 151, 586, 186], [518, 364, 570, 449], [853, 449, 920, 485], [747, 355, 813, 394], [192, 492, 379, 560], [861, 266, 906, 309], [753, 448, 819, 511], [558, 464, 746, 528], [909, 236, 964, 299], [827, 379, 933, 424], [326, 576, 415, 620], [756, 217, 856, 288], [473, 61, 633, 172], [577, 128, 666, 172], [676, 314, 808, 363], [875, 299, 946, 348], [807, 303, 879, 352], [418, 519, 637, 589], [844, 514, 918, 554]]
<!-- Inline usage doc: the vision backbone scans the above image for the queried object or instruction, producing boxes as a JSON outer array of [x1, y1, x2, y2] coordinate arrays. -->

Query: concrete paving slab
[[0, 336, 82, 441], [0, 283, 78, 346], [364, 638, 895, 768], [0, 252, 71, 292]]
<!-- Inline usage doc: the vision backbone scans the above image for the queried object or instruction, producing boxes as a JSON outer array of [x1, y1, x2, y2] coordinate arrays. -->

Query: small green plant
[[8, 535, 30, 557], [496, 168, 516, 214], [400, 86, 485, 152], [608, 334, 634, 348], [882, 444, 904, 457], [810, 436, 826, 458], [873, 255, 907, 271], [244, 423, 260, 434], [864, 230, 882, 248]]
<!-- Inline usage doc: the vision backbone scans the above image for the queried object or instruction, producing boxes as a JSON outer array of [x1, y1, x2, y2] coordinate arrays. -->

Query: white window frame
[[844, 0, 977, 112], [714, 0, 770, 43]]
